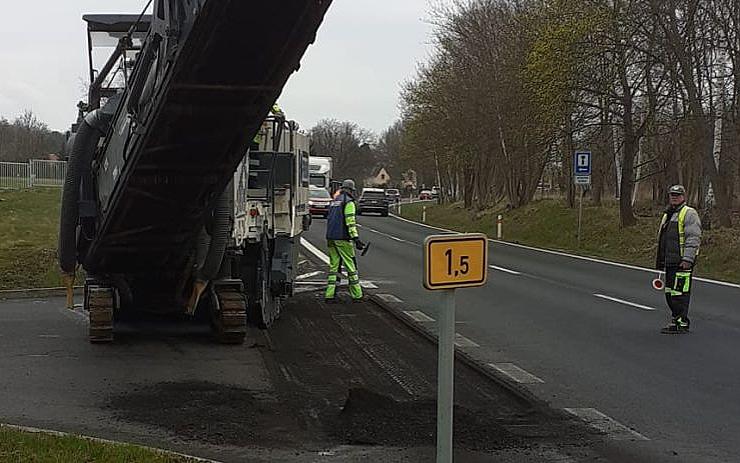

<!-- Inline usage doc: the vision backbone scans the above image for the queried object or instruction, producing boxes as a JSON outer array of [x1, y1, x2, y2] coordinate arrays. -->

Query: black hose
[[57, 110, 111, 274], [199, 181, 234, 281]]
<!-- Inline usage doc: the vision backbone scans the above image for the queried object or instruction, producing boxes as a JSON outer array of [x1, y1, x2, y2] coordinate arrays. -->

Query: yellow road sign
[[424, 234, 488, 290]]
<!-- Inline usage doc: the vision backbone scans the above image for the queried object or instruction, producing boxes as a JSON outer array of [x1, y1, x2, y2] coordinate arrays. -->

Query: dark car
[[308, 187, 332, 217], [358, 188, 389, 216]]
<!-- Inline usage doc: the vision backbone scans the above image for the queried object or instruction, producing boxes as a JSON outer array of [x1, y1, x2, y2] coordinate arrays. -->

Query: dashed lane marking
[[594, 294, 657, 311], [489, 265, 521, 275], [404, 310, 435, 323], [488, 363, 544, 384], [564, 408, 649, 441], [376, 294, 403, 303], [38, 335, 60, 339], [454, 333, 479, 348], [390, 214, 740, 289]]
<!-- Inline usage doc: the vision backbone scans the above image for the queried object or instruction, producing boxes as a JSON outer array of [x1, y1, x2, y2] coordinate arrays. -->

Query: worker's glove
[[679, 260, 692, 271], [353, 238, 366, 251]]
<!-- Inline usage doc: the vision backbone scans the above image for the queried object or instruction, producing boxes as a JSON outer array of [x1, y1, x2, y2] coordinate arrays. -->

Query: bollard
[[423, 205, 427, 223], [497, 214, 503, 240], [63, 272, 75, 309]]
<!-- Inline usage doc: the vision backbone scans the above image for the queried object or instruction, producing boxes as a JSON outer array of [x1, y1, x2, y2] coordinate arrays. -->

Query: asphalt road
[[303, 211, 740, 463], [0, 256, 611, 462]]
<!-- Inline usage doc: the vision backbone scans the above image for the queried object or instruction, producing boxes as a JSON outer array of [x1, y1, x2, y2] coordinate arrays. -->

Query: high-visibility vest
[[660, 206, 690, 257]]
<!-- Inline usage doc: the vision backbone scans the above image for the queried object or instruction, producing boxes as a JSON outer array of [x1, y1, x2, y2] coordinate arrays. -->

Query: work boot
[[676, 317, 690, 333], [351, 297, 365, 304], [660, 318, 678, 334], [324, 298, 338, 305]]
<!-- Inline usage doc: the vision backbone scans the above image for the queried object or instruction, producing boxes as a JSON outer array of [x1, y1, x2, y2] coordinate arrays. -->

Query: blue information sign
[[574, 151, 592, 176]]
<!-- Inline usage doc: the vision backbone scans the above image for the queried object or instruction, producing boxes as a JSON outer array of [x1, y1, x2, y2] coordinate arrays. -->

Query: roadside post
[[423, 205, 427, 223], [497, 215, 503, 240], [574, 151, 592, 248], [423, 234, 489, 463]]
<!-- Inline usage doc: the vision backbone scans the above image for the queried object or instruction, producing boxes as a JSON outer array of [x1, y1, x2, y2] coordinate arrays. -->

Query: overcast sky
[[0, 1, 442, 135]]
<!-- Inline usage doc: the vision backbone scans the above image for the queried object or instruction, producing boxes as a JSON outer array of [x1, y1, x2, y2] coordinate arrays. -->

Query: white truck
[[230, 116, 311, 328], [309, 156, 333, 191]]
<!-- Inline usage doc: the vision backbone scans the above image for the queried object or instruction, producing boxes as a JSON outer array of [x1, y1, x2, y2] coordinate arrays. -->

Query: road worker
[[325, 179, 366, 302], [655, 185, 702, 334]]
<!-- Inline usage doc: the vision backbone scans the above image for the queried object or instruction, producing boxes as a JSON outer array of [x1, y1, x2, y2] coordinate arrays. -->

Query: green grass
[[0, 426, 197, 463], [0, 188, 66, 290], [398, 199, 740, 283]]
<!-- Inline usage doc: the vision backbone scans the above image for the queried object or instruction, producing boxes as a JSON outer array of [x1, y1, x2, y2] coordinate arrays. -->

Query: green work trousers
[[325, 240, 362, 300]]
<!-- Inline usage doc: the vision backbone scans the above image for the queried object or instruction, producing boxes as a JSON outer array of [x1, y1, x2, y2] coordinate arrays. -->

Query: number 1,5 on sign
[[444, 249, 470, 277]]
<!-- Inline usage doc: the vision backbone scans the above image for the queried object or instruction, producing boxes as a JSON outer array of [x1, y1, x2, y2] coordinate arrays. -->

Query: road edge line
[[0, 423, 222, 462], [389, 213, 740, 289]]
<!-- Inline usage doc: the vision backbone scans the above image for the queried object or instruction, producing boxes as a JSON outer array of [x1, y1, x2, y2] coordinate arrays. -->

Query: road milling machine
[[58, 1, 331, 343]]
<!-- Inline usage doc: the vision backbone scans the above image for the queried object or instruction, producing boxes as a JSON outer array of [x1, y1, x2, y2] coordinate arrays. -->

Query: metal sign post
[[573, 151, 592, 248], [424, 234, 488, 463]]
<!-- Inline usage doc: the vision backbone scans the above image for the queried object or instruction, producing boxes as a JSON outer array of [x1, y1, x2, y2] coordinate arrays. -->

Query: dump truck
[[58, 1, 332, 343]]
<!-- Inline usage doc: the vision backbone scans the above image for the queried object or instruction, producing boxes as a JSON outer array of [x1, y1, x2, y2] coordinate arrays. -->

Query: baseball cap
[[669, 185, 686, 195]]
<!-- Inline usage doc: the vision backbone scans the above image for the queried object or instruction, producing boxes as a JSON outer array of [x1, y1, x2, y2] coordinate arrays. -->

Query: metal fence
[[0, 160, 67, 190]]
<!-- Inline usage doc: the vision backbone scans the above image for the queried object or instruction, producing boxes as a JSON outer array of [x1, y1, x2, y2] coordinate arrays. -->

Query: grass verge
[[398, 199, 740, 284], [0, 188, 65, 290], [0, 426, 198, 463]]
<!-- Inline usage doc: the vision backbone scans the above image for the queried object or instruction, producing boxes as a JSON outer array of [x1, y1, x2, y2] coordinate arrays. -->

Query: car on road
[[358, 188, 389, 216], [419, 190, 433, 200], [385, 188, 401, 203], [308, 187, 332, 217]]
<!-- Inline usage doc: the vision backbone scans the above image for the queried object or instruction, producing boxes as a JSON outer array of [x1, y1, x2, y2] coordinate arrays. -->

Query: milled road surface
[[302, 211, 740, 463], [0, 257, 648, 462]]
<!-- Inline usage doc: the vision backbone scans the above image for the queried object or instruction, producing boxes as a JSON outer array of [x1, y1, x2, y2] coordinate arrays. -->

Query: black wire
[[126, 0, 154, 40]]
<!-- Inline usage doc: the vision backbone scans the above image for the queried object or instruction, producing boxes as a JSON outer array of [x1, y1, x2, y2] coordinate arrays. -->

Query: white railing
[[0, 160, 67, 190]]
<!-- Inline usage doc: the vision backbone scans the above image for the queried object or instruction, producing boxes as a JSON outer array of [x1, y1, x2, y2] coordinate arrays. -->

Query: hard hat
[[342, 179, 356, 191], [669, 185, 686, 195]]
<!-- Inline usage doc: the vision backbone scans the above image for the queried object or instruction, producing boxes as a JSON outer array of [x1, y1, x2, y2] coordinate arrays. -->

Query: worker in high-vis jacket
[[656, 185, 702, 334], [325, 179, 366, 302]]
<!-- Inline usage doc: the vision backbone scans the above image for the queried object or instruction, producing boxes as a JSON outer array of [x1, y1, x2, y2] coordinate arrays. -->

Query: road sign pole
[[437, 288, 455, 463], [577, 186, 584, 248]]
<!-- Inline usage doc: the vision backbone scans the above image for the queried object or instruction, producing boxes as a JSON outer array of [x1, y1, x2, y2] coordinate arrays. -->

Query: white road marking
[[38, 335, 60, 339], [488, 363, 544, 384], [489, 265, 521, 275], [376, 294, 404, 303], [294, 281, 325, 286], [296, 271, 323, 280], [363, 227, 415, 245], [454, 333, 479, 348], [594, 294, 657, 311], [391, 214, 740, 289], [27, 354, 49, 358], [300, 237, 330, 264], [404, 310, 435, 322], [564, 408, 649, 440], [360, 281, 378, 289]]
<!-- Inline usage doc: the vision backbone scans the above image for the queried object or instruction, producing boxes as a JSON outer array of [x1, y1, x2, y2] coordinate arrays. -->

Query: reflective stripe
[[677, 207, 688, 255], [676, 271, 692, 292]]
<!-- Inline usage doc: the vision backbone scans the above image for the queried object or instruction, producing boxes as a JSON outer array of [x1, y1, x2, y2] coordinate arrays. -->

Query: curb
[[0, 423, 222, 463], [0, 286, 83, 301]]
